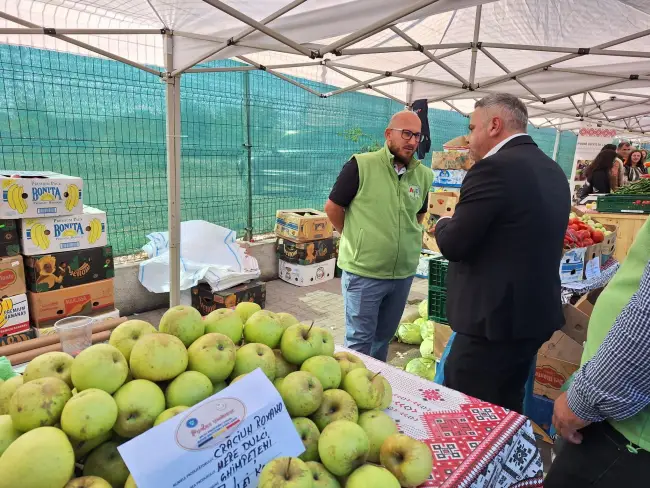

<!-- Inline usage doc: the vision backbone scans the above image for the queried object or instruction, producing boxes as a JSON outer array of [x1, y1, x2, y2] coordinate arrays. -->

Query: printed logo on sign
[[0, 270, 17, 290], [535, 365, 565, 389], [32, 187, 62, 202], [175, 398, 247, 451], [54, 222, 84, 238], [408, 185, 421, 199]]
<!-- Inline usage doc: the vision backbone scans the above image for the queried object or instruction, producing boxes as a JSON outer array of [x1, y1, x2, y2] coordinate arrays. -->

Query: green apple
[[378, 376, 392, 410], [125, 474, 137, 488], [234, 302, 261, 322], [83, 441, 130, 488], [23, 351, 74, 387], [230, 374, 248, 385], [281, 323, 323, 365], [293, 417, 320, 462], [112, 379, 165, 438], [346, 465, 400, 488], [187, 333, 236, 383], [380, 433, 433, 487], [333, 352, 365, 382], [230, 343, 276, 380], [301, 356, 341, 390], [159, 305, 205, 347], [129, 333, 188, 382], [273, 378, 285, 390], [69, 431, 112, 461], [204, 309, 244, 344], [61, 388, 118, 440], [319, 329, 335, 356], [305, 461, 341, 488], [109, 320, 157, 362], [71, 344, 129, 394], [341, 369, 384, 410], [154, 406, 189, 426], [10, 377, 71, 431], [259, 457, 312, 488], [0, 414, 20, 455], [65, 476, 113, 487], [278, 371, 323, 417], [0, 375, 23, 414], [244, 311, 284, 348], [0, 426, 74, 488], [310, 389, 358, 431], [317, 420, 369, 477], [165, 371, 213, 408], [212, 381, 227, 394], [357, 410, 398, 463], [276, 312, 299, 330], [274, 349, 298, 379]]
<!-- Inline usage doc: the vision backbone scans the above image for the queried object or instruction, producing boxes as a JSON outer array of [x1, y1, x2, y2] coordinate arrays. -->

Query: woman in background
[[624, 150, 644, 184], [641, 149, 648, 174], [580, 149, 616, 198]]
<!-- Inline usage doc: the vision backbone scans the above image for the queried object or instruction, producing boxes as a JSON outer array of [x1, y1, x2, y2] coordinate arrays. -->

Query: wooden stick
[[7, 330, 113, 365], [0, 317, 126, 357]]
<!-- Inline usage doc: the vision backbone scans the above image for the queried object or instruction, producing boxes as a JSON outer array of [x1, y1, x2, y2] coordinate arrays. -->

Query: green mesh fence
[[0, 44, 575, 256]]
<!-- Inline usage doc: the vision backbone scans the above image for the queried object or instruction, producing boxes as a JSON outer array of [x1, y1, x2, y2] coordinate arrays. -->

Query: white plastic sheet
[[138, 220, 260, 294]]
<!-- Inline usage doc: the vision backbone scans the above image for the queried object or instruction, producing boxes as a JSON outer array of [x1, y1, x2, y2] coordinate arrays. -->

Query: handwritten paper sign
[[118, 369, 304, 488], [585, 257, 602, 280]]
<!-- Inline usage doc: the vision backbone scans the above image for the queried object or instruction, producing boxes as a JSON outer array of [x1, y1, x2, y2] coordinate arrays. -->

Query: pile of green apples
[[0, 302, 433, 488]]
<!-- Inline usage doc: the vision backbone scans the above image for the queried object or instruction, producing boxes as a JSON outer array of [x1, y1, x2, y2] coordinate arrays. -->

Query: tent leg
[[553, 126, 562, 161], [165, 34, 182, 307]]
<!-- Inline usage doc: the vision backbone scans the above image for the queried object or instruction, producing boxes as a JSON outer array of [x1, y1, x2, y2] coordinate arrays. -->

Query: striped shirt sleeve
[[567, 260, 650, 422]]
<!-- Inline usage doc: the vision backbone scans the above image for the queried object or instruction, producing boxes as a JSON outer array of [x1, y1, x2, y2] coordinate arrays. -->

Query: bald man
[[325, 111, 433, 361]]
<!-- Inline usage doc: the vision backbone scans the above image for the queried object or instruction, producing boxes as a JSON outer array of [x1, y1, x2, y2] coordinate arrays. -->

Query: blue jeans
[[342, 271, 414, 362]]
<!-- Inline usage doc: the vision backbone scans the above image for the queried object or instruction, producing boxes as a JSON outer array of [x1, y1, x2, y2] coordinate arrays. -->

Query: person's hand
[[552, 392, 591, 444]]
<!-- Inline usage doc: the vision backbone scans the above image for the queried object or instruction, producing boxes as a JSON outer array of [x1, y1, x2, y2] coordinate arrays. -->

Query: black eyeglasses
[[390, 128, 423, 142]]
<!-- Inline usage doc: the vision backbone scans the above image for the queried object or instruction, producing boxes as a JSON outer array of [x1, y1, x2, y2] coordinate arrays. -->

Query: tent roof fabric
[[2, 0, 650, 136]]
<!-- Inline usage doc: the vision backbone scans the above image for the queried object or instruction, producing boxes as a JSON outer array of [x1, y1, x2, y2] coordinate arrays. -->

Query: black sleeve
[[434, 162, 505, 262], [328, 158, 359, 207], [418, 195, 428, 215]]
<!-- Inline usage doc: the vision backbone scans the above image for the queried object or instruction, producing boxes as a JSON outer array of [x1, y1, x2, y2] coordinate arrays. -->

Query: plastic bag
[[139, 221, 260, 293]]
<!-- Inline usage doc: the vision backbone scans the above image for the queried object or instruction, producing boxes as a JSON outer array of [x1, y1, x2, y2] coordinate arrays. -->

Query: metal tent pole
[[164, 34, 182, 307], [469, 5, 482, 85], [552, 124, 562, 161]]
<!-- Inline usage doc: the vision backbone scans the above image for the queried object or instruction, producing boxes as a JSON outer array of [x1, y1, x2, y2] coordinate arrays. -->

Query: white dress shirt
[[483, 133, 528, 159]]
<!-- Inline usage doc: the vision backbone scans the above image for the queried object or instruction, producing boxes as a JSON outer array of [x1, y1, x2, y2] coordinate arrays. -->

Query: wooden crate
[[588, 213, 648, 263]]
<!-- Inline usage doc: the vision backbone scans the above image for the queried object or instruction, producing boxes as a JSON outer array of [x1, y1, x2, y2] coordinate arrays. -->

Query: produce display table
[[342, 347, 544, 488], [578, 206, 648, 262]]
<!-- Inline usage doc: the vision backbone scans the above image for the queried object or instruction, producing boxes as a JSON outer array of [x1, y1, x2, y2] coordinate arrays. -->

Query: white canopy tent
[[1, 0, 650, 304]]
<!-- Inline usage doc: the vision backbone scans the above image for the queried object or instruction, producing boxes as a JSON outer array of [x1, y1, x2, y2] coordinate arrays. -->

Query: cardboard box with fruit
[[190, 280, 266, 316], [0, 171, 83, 219], [0, 326, 36, 346], [0, 219, 20, 257], [0, 294, 30, 338], [0, 255, 26, 297], [27, 278, 115, 328], [0, 303, 434, 488], [20, 206, 108, 256], [276, 237, 336, 265], [275, 209, 333, 243], [24, 246, 114, 293]]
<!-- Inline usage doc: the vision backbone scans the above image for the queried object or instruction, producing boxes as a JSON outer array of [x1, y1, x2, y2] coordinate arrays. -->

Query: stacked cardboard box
[[534, 290, 598, 400], [191, 280, 266, 316], [422, 191, 459, 253], [0, 171, 116, 336], [275, 209, 335, 287]]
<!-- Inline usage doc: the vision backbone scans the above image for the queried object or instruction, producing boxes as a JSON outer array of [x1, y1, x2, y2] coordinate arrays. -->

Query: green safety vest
[[337, 144, 433, 280], [581, 218, 650, 450]]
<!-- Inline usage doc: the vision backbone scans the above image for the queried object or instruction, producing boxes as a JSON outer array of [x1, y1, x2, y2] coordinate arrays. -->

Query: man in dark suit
[[434, 93, 570, 413]]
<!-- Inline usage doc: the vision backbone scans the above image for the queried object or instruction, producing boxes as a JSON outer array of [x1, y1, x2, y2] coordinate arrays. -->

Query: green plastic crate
[[428, 255, 449, 289], [428, 286, 448, 324], [596, 194, 650, 213]]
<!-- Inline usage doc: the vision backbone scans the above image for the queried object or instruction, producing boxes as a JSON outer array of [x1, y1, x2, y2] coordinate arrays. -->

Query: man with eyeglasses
[[325, 111, 433, 361]]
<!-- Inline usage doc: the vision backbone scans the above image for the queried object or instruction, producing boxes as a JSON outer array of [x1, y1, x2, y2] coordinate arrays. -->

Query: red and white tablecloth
[[340, 347, 544, 488]]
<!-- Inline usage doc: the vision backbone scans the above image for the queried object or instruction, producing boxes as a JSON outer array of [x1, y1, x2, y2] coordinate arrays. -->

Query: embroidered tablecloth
[[339, 347, 544, 488]]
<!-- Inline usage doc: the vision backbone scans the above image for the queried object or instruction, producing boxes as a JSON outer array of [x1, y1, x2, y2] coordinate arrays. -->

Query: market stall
[[578, 209, 649, 263]]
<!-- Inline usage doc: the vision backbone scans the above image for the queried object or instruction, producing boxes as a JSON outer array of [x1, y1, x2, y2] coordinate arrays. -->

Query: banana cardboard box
[[0, 219, 20, 257], [28, 278, 115, 328], [0, 255, 26, 298], [275, 209, 333, 243], [0, 171, 83, 219], [20, 206, 107, 256], [24, 246, 114, 293], [278, 258, 335, 287], [0, 327, 36, 347], [0, 294, 30, 337]]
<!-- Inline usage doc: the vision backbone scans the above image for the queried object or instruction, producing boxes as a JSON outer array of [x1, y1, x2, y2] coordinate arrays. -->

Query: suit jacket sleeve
[[434, 160, 505, 262]]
